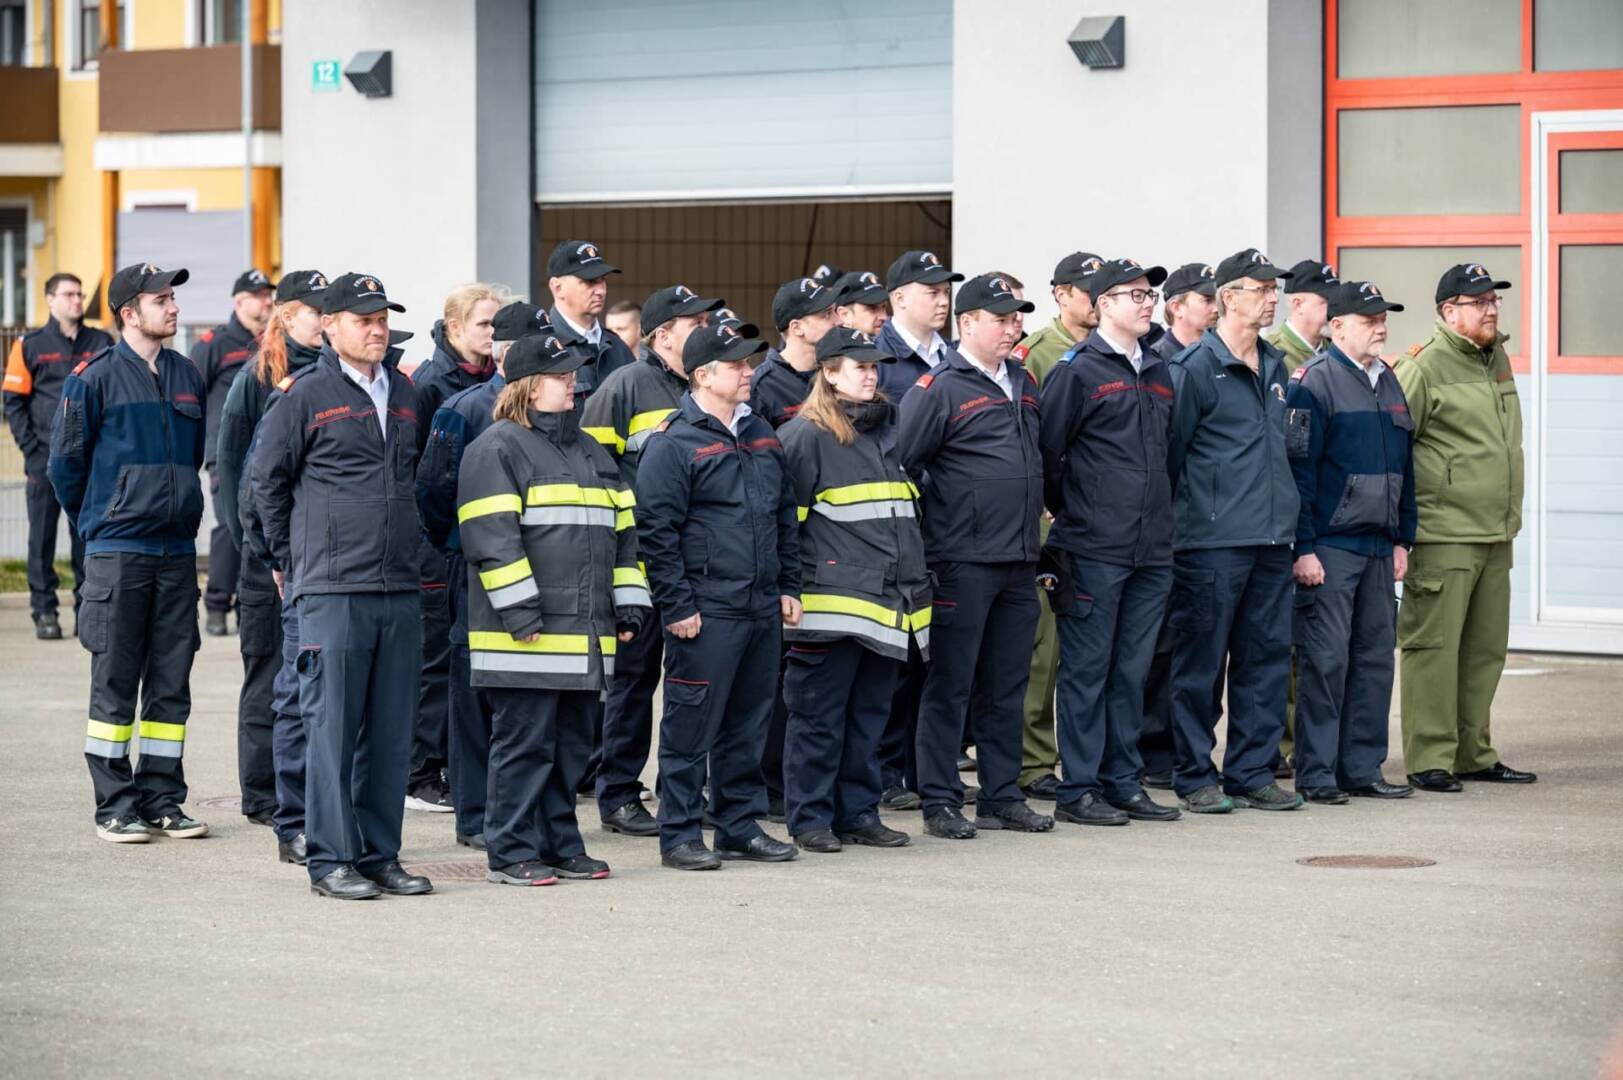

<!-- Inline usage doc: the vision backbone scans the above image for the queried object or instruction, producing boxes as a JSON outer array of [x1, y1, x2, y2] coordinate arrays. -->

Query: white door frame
[[1522, 108, 1623, 654]]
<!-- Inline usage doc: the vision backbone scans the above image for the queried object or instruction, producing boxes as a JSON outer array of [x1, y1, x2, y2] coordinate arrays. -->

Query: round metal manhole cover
[[194, 795, 243, 811], [400, 859, 488, 881], [1297, 854, 1436, 870]]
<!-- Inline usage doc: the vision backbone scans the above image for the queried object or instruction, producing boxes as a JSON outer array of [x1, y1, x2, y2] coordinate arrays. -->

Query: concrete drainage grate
[[1297, 855, 1436, 870], [401, 859, 488, 881], [195, 796, 243, 811]]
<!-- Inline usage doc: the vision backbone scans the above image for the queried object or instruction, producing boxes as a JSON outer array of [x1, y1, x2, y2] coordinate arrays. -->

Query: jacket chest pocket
[[743, 451, 783, 513], [172, 399, 204, 448]]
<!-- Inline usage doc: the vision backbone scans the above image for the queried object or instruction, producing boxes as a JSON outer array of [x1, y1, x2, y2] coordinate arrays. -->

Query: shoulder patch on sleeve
[[1011, 344, 1029, 361], [913, 374, 934, 390], [199, 329, 215, 343], [276, 375, 295, 392], [1405, 344, 1423, 358], [1290, 363, 1310, 380]]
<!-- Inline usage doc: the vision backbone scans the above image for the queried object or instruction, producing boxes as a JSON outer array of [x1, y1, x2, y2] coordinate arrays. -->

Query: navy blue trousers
[[443, 553, 493, 838], [297, 591, 420, 883], [657, 614, 778, 851], [484, 687, 595, 869], [878, 644, 924, 792], [1055, 558, 1173, 805], [782, 637, 900, 835], [595, 605, 662, 818], [412, 541, 450, 789], [235, 589, 280, 817], [271, 594, 306, 842], [1168, 545, 1293, 796], [1292, 546, 1397, 790]]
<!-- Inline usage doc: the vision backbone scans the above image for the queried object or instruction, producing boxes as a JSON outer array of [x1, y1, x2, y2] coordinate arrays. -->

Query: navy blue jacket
[[876, 320, 954, 403], [417, 371, 505, 553], [48, 339, 207, 556], [1039, 331, 1175, 568], [1167, 329, 1301, 551], [247, 347, 422, 602], [1286, 344, 1417, 556], [412, 320, 495, 453], [896, 347, 1044, 565], [5, 317, 114, 475], [548, 305, 636, 400], [1150, 328, 1200, 364], [634, 394, 801, 623], [749, 347, 815, 428], [217, 333, 323, 550], [189, 313, 259, 466]]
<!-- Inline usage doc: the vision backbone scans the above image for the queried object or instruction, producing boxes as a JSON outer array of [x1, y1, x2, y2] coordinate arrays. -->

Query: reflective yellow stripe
[[457, 493, 523, 523], [599, 635, 618, 657], [479, 557, 533, 590], [584, 426, 625, 453], [616, 509, 635, 531], [467, 631, 590, 654], [637, 559, 646, 574], [628, 409, 674, 436], [87, 719, 133, 743], [139, 720, 187, 742], [527, 483, 616, 508], [610, 487, 636, 509], [814, 481, 915, 505], [904, 607, 933, 631], [796, 506, 809, 522], [800, 592, 902, 628], [613, 566, 649, 587]]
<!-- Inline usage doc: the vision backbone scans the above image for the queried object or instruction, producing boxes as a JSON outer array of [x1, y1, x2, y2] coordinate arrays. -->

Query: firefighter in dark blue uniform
[[875, 250, 962, 403], [635, 321, 803, 870], [579, 284, 724, 836], [1038, 258, 1182, 827], [250, 273, 433, 900], [896, 274, 1054, 839], [4, 271, 112, 639], [832, 271, 891, 338], [190, 267, 274, 636], [215, 269, 327, 842], [545, 239, 637, 400], [1287, 281, 1417, 802], [417, 299, 549, 849], [49, 263, 210, 843]]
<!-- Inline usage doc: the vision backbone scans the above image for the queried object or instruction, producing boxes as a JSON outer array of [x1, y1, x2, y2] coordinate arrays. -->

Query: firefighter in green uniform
[[1394, 263, 1536, 792], [1006, 252, 1104, 799]]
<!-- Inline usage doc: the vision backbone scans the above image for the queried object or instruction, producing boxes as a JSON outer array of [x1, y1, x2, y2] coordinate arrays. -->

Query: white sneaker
[[97, 816, 152, 843]]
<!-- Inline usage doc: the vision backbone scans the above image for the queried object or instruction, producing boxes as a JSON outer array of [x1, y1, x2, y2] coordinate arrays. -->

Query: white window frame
[[65, 0, 134, 78], [0, 196, 35, 328], [0, 0, 34, 67], [185, 0, 239, 47]]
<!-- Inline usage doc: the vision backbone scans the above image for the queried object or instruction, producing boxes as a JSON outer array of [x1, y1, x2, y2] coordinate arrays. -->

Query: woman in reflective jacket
[[777, 328, 931, 853], [456, 334, 650, 886]]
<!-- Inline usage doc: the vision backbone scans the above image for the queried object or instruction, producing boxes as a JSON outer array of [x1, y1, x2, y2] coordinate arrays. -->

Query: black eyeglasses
[[1452, 295, 1503, 310], [1103, 288, 1160, 305]]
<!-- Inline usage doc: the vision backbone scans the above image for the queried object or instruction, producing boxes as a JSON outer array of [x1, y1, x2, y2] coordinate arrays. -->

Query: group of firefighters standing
[[3, 236, 1535, 898]]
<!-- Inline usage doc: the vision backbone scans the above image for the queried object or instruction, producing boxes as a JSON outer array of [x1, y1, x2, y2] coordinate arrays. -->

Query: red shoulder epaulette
[[1405, 344, 1422, 357], [914, 374, 934, 390], [72, 360, 91, 375], [276, 376, 295, 392], [199, 329, 215, 343], [1290, 364, 1309, 381], [1011, 344, 1030, 361]]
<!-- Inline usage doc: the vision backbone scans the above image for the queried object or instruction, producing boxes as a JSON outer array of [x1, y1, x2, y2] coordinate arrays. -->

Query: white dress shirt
[[557, 309, 602, 349], [957, 343, 1014, 400], [892, 321, 948, 369], [1096, 326, 1144, 374], [339, 358, 390, 439]]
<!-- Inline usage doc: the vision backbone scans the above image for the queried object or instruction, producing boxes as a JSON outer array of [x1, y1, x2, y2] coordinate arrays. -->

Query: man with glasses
[[1392, 264, 1535, 793], [1165, 250, 1304, 815], [1039, 259, 1180, 826]]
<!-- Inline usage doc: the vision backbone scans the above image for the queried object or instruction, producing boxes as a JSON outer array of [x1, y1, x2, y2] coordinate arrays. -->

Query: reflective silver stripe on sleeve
[[486, 576, 540, 610], [810, 500, 916, 522], [796, 612, 910, 651], [625, 428, 658, 453], [84, 737, 131, 759], [520, 507, 617, 528], [613, 585, 652, 608], [471, 652, 592, 675]]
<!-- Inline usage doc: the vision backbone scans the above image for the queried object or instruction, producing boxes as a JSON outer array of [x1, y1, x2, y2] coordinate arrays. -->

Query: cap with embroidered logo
[[954, 273, 1036, 316], [232, 268, 273, 296], [504, 333, 592, 380], [1086, 257, 1169, 302], [1283, 260, 1339, 297], [1435, 263, 1512, 304], [886, 250, 964, 290], [492, 301, 550, 342], [275, 269, 328, 306], [107, 262, 190, 314], [641, 284, 725, 335], [1327, 280, 1405, 318], [1214, 249, 1294, 288], [833, 270, 889, 308], [1163, 262, 1216, 301], [321, 272, 405, 315], [547, 239, 621, 281], [810, 263, 843, 286], [772, 277, 838, 331], [681, 320, 769, 374], [815, 326, 894, 364], [1051, 251, 1105, 288]]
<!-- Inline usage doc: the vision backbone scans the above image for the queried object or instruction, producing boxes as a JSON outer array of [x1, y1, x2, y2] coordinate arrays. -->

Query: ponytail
[[255, 301, 296, 386], [798, 364, 860, 446]]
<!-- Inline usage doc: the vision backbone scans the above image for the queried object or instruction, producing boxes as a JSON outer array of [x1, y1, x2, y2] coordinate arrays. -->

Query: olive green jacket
[[1394, 320, 1524, 544], [1012, 316, 1078, 389], [1262, 321, 1318, 373]]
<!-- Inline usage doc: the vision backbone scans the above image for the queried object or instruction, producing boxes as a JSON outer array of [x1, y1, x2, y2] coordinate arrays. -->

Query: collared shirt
[[339, 358, 390, 439], [1361, 357, 1385, 390], [557, 309, 602, 349], [1096, 325, 1144, 374], [892, 320, 947, 370], [1281, 320, 1317, 355], [727, 401, 753, 436], [957, 344, 1013, 400]]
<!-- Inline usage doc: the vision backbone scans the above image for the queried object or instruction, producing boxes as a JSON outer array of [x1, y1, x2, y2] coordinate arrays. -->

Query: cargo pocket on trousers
[[78, 580, 113, 654], [1167, 568, 1215, 635], [1292, 587, 1318, 648], [1064, 594, 1095, 622], [661, 677, 710, 757], [296, 645, 323, 679], [1397, 577, 1446, 649], [238, 602, 279, 657]]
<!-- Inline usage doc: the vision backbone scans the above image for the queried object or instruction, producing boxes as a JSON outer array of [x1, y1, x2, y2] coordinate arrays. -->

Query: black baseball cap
[[772, 277, 838, 331], [833, 270, 889, 307], [681, 320, 768, 374], [1051, 251, 1105, 288], [1327, 281, 1406, 318], [232, 268, 273, 295], [389, 329, 414, 346], [1214, 249, 1294, 288], [321, 272, 405, 315], [1087, 258, 1169, 302], [275, 269, 328, 305], [491, 300, 549, 341], [641, 284, 725, 335], [810, 262, 843, 286], [713, 306, 745, 327], [504, 332, 591, 380], [1435, 263, 1512, 304], [108, 262, 189, 314], [1163, 263, 1217, 301], [886, 250, 963, 290], [954, 273, 1036, 316], [546, 240, 620, 281], [1283, 259, 1339, 296], [815, 326, 893, 365]]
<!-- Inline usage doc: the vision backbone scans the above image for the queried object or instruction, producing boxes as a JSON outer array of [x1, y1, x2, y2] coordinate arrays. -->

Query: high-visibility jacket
[[580, 347, 687, 488], [456, 407, 649, 691], [779, 400, 931, 662]]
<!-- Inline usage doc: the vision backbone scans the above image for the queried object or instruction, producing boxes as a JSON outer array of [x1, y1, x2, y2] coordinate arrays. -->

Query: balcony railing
[[99, 44, 280, 134]]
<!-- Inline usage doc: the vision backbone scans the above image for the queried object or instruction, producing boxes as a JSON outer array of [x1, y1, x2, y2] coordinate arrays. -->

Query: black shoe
[[880, 786, 921, 811], [1019, 773, 1061, 801], [1178, 785, 1235, 814], [456, 832, 487, 850], [716, 833, 797, 862], [311, 865, 381, 900], [836, 822, 911, 848], [957, 753, 976, 773], [923, 806, 977, 840], [244, 807, 275, 827], [1141, 770, 1173, 791], [1346, 780, 1414, 799], [764, 796, 787, 825], [487, 860, 559, 886], [1407, 769, 1463, 793], [277, 833, 308, 864], [34, 612, 62, 640], [1230, 782, 1304, 811], [1273, 757, 1295, 779], [548, 854, 611, 879], [662, 840, 722, 871], [205, 610, 231, 637], [794, 829, 842, 854], [1457, 762, 1537, 784], [1055, 792, 1129, 827], [1299, 786, 1350, 805], [361, 861, 433, 895], [600, 801, 659, 837], [975, 801, 1055, 832], [1108, 790, 1181, 821]]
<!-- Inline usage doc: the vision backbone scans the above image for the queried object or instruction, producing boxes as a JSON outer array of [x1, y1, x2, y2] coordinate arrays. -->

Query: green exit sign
[[311, 59, 342, 92]]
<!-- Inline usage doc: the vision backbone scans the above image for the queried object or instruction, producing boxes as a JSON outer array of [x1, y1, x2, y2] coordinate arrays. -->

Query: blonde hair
[[799, 359, 885, 447], [444, 282, 509, 327], [492, 374, 541, 427]]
